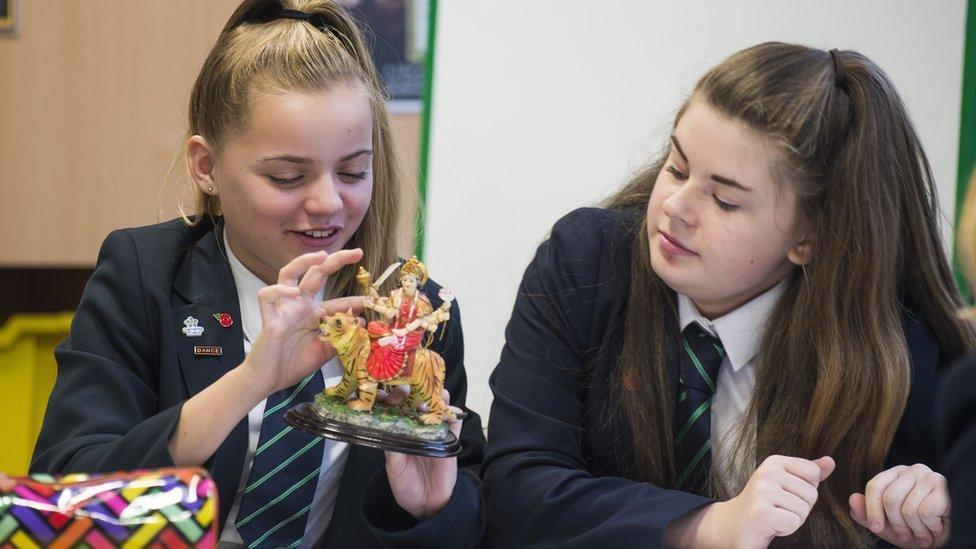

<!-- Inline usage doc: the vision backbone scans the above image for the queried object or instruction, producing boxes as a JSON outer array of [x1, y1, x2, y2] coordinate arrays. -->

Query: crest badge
[[181, 316, 204, 337]]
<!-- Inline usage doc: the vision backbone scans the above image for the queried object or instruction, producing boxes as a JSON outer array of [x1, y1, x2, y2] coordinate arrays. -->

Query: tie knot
[[680, 322, 725, 394]]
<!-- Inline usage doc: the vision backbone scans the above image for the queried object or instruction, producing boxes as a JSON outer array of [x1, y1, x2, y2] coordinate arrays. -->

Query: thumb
[[849, 493, 869, 526], [813, 456, 836, 481]]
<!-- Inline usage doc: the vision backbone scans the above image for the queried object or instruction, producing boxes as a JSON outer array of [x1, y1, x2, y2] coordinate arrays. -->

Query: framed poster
[[339, 0, 430, 112], [0, 0, 16, 34]]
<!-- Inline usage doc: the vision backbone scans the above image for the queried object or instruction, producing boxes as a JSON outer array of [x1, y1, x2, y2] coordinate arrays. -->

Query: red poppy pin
[[213, 312, 234, 328]]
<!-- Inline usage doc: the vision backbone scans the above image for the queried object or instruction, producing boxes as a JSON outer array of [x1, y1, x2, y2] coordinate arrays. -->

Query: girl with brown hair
[[31, 1, 484, 547], [482, 42, 972, 548]]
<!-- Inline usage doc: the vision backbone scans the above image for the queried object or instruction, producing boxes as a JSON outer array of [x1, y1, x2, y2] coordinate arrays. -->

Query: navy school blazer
[[482, 207, 947, 547], [30, 217, 485, 548], [940, 354, 976, 548]]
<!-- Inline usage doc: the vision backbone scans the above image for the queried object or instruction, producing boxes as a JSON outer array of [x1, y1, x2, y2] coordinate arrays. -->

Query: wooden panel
[[392, 112, 421, 257], [0, 1, 421, 266]]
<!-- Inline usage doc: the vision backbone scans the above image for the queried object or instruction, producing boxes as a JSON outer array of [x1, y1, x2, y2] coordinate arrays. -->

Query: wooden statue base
[[285, 396, 462, 458]]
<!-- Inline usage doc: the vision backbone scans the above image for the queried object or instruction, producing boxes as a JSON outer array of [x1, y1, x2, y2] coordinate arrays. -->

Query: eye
[[666, 166, 688, 181], [713, 195, 740, 212], [267, 174, 303, 186], [336, 319, 343, 327], [338, 171, 369, 183]]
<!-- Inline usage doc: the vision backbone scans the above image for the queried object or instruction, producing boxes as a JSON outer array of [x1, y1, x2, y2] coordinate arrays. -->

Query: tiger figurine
[[318, 309, 450, 425]]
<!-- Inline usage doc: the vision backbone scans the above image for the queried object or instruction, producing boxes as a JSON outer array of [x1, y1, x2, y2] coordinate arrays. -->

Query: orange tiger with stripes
[[318, 310, 450, 425]]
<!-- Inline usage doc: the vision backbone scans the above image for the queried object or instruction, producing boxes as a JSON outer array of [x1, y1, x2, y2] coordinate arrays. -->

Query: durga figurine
[[286, 255, 460, 456]]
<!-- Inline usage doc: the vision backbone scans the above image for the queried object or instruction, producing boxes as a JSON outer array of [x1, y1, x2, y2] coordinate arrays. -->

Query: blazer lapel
[[172, 225, 248, 529]]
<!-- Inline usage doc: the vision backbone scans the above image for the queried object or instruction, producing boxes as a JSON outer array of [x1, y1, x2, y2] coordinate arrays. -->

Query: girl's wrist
[[664, 501, 727, 548], [233, 358, 275, 405]]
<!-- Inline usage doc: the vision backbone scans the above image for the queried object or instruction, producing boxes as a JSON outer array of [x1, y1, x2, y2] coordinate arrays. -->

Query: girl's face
[[192, 82, 374, 285], [646, 98, 810, 318]]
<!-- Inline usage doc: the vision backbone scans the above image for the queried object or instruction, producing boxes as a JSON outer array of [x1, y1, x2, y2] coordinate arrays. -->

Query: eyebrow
[[670, 135, 688, 163], [711, 174, 752, 192], [669, 135, 753, 192], [261, 149, 373, 164], [340, 149, 373, 162]]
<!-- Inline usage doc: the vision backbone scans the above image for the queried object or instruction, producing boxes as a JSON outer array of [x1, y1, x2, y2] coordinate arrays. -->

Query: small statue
[[318, 257, 453, 425]]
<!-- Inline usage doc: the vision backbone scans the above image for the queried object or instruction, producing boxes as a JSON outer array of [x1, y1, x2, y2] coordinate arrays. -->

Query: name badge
[[193, 345, 223, 356]]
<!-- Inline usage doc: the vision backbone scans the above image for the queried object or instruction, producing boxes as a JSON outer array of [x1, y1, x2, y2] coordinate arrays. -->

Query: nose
[[303, 176, 343, 216], [661, 180, 697, 227]]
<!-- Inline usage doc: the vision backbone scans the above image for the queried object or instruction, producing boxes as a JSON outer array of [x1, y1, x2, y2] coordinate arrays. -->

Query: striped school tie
[[674, 322, 725, 494], [236, 371, 325, 548]]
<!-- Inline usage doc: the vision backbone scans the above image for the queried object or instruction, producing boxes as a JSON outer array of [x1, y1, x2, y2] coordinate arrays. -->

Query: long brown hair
[[605, 42, 974, 546], [179, 0, 402, 297]]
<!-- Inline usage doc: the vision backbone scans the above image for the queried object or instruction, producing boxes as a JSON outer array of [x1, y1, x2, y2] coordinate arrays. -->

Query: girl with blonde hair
[[32, 1, 485, 547]]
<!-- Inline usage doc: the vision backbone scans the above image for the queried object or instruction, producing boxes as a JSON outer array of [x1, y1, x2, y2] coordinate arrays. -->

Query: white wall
[[424, 1, 967, 421]]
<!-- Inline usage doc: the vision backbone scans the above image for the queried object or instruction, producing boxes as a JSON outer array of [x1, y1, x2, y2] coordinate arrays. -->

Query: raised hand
[[242, 249, 363, 395], [849, 464, 950, 548]]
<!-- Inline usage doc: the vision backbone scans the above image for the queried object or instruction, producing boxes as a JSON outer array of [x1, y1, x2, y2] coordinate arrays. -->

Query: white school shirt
[[677, 280, 786, 490], [218, 236, 350, 548]]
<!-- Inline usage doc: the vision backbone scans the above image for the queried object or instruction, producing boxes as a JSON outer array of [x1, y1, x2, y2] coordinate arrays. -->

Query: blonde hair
[[958, 169, 976, 319], [179, 0, 402, 297]]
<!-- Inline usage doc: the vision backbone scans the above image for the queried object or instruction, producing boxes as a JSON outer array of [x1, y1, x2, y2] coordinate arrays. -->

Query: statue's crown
[[400, 256, 429, 284]]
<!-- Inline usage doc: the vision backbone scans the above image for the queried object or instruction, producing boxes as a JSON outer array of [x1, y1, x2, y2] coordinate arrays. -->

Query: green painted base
[[312, 393, 448, 441]]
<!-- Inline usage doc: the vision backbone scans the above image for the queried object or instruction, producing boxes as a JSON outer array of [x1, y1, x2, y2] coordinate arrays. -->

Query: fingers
[[443, 388, 462, 438], [382, 384, 410, 406], [769, 507, 805, 537], [320, 296, 366, 316], [881, 468, 918, 543], [901, 472, 938, 545], [277, 248, 364, 289], [302, 249, 365, 297], [775, 456, 823, 487], [278, 251, 329, 286], [316, 248, 364, 279], [771, 487, 813, 520], [850, 493, 870, 529], [812, 456, 836, 481], [779, 471, 820, 509], [298, 262, 330, 298], [257, 284, 300, 322], [918, 482, 950, 541], [446, 409, 463, 438], [865, 465, 904, 533]]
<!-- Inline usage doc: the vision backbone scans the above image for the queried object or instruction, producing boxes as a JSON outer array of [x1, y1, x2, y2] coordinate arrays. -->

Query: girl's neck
[[690, 276, 788, 320]]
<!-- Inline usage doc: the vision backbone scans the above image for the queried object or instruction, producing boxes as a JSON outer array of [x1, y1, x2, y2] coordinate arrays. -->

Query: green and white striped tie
[[235, 371, 325, 548], [674, 322, 725, 493]]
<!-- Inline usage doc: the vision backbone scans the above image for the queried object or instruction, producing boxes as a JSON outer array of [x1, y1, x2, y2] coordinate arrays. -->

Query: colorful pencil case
[[0, 467, 217, 548]]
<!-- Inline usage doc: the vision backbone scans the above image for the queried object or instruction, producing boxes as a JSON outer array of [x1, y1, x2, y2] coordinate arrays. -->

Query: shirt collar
[[677, 279, 787, 372], [224, 229, 324, 344]]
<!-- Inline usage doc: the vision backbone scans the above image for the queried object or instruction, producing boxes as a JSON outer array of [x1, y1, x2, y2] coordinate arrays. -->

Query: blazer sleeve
[[360, 295, 486, 548], [31, 229, 182, 473], [939, 355, 976, 548], [481, 208, 711, 548], [884, 310, 945, 469]]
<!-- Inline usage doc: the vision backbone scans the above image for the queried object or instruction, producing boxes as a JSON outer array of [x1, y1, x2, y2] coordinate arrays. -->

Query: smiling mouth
[[299, 229, 339, 238]]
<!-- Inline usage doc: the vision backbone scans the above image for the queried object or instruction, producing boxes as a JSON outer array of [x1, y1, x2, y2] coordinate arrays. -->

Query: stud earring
[[207, 184, 215, 194]]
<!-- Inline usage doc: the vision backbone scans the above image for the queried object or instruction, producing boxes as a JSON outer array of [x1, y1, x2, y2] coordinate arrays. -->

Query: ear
[[346, 307, 353, 315], [787, 237, 813, 266], [186, 135, 218, 196]]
